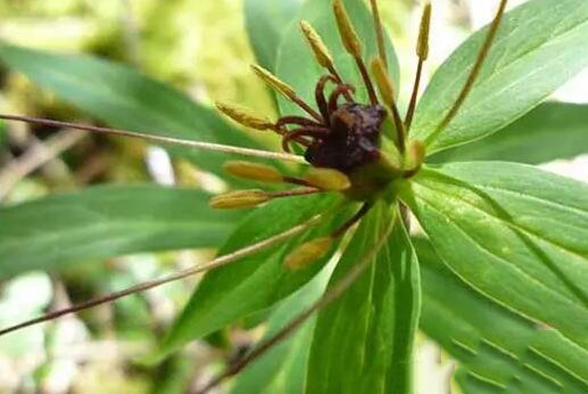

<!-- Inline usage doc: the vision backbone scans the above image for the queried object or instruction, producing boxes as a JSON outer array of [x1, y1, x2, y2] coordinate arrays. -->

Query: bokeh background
[[0, 0, 586, 392]]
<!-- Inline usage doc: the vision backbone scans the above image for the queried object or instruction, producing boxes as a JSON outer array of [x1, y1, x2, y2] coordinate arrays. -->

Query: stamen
[[304, 168, 351, 191], [209, 189, 270, 209], [370, 58, 406, 152], [426, 0, 508, 145], [210, 187, 323, 210], [332, 0, 379, 105], [0, 214, 326, 337], [416, 2, 432, 61], [299, 20, 353, 102], [197, 212, 397, 394], [284, 237, 333, 270], [300, 21, 335, 71], [403, 140, 426, 178], [369, 0, 387, 68], [0, 114, 308, 164], [332, 0, 362, 59], [405, 2, 432, 132], [251, 65, 322, 122], [224, 160, 284, 183], [215, 102, 275, 131], [269, 187, 322, 199]]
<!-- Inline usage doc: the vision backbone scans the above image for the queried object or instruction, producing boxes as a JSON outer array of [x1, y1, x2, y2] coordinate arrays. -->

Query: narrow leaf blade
[[230, 262, 333, 394], [430, 102, 588, 164], [306, 204, 421, 394], [0, 185, 237, 279], [412, 0, 588, 154]]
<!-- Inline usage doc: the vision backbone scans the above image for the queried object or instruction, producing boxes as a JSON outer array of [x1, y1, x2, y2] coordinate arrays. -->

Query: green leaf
[[276, 0, 399, 118], [306, 204, 421, 394], [161, 194, 354, 356], [230, 261, 334, 394], [416, 237, 588, 393], [0, 43, 265, 179], [244, 0, 303, 71], [0, 185, 238, 279], [401, 162, 588, 351], [412, 0, 588, 155], [430, 102, 588, 165]]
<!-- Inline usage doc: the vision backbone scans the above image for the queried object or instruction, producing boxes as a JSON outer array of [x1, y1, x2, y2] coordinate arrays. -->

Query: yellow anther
[[370, 58, 396, 108], [417, 3, 432, 60], [251, 64, 297, 102], [284, 237, 333, 270], [300, 21, 334, 69], [333, 0, 363, 59], [404, 140, 426, 172], [224, 160, 284, 183], [216, 102, 274, 131], [209, 189, 270, 209], [304, 168, 351, 191]]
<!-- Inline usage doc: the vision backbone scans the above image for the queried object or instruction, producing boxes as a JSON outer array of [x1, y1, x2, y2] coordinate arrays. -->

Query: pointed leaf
[[0, 185, 237, 279], [0, 43, 266, 178], [307, 204, 421, 394], [431, 102, 588, 164], [412, 0, 588, 154], [276, 0, 400, 117], [161, 195, 354, 356], [244, 0, 303, 71], [230, 262, 334, 394], [401, 162, 588, 351], [416, 237, 588, 394]]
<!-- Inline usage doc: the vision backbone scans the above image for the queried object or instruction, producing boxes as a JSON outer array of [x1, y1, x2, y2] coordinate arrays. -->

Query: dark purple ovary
[[305, 103, 387, 173]]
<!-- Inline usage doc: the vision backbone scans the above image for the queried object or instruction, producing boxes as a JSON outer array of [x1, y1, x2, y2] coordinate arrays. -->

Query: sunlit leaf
[[161, 195, 354, 356], [401, 162, 588, 351], [416, 237, 588, 394], [0, 185, 237, 279], [244, 0, 303, 71], [0, 43, 267, 179], [276, 0, 399, 118], [307, 204, 421, 393], [412, 0, 588, 154]]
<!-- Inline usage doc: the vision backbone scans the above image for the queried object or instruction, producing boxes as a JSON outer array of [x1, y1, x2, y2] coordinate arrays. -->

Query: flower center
[[305, 103, 387, 173]]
